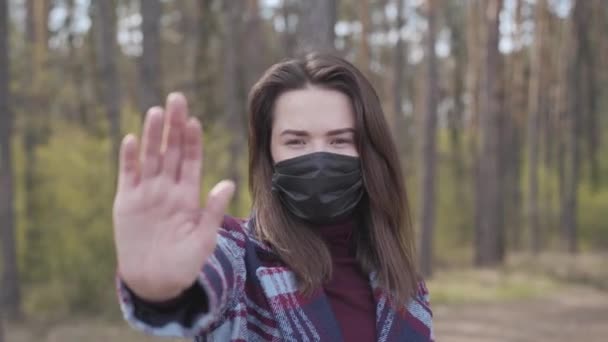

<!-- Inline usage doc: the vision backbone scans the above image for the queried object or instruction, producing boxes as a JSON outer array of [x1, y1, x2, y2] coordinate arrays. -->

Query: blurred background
[[1, 0, 607, 341]]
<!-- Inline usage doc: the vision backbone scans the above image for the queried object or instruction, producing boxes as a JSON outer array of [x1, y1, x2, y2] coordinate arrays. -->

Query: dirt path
[[6, 284, 608, 342], [433, 285, 608, 342]]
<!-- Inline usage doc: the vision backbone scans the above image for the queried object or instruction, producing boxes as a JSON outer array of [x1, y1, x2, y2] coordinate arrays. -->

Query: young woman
[[114, 53, 433, 341]]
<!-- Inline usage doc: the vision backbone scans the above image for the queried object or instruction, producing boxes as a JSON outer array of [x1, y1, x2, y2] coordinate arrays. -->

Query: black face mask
[[271, 152, 365, 224]]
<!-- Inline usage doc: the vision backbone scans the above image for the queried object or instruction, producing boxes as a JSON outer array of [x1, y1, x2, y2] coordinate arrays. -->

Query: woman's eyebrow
[[280, 129, 309, 137], [327, 128, 355, 136]]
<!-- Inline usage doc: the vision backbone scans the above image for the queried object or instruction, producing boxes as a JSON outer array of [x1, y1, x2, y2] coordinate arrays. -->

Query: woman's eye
[[286, 139, 305, 146], [331, 138, 353, 145]]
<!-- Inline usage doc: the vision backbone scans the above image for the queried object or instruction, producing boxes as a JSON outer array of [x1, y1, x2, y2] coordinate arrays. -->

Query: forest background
[[1, 0, 607, 341]]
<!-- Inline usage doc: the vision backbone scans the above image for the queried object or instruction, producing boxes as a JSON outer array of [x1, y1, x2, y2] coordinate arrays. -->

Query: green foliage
[[15, 120, 117, 318], [509, 252, 608, 291], [579, 183, 608, 250], [10, 89, 605, 321], [408, 128, 476, 267], [3, 0, 607, 322], [408, 124, 608, 264], [434, 129, 475, 259], [427, 268, 560, 305], [11, 108, 255, 318]]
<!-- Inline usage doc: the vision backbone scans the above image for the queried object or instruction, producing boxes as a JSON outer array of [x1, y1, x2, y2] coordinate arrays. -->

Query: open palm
[[113, 93, 235, 302]]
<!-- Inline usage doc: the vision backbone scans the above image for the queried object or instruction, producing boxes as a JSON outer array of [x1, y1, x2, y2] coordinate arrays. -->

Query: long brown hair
[[248, 52, 418, 304]]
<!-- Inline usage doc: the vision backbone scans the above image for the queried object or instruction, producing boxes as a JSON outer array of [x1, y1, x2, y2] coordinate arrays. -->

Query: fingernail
[[147, 106, 163, 116], [122, 134, 135, 144], [168, 92, 184, 103]]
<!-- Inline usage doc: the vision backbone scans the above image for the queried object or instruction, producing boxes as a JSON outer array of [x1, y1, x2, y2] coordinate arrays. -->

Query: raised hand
[[113, 93, 235, 302]]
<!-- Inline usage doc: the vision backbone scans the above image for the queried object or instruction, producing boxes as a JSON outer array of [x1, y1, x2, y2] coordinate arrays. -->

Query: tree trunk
[[66, 0, 90, 128], [193, 0, 217, 122], [496, 60, 507, 262], [561, 0, 587, 254], [357, 0, 372, 76], [475, 0, 503, 266], [177, 0, 196, 89], [243, 0, 267, 90], [466, 0, 483, 248], [222, 1, 246, 215], [556, 14, 569, 229], [527, 0, 549, 254], [392, 0, 407, 145], [0, 0, 22, 320], [418, 0, 438, 278], [583, 1, 599, 188], [21, 0, 50, 291], [281, 0, 297, 57], [296, 0, 336, 53], [94, 0, 122, 169], [139, 0, 163, 115], [505, 0, 525, 250], [444, 1, 467, 242]]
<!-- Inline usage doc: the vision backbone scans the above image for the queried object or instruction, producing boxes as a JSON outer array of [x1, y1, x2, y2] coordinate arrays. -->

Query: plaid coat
[[117, 216, 434, 341]]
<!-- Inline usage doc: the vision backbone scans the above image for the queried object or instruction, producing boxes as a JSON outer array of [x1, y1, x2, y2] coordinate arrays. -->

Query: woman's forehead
[[272, 87, 355, 133]]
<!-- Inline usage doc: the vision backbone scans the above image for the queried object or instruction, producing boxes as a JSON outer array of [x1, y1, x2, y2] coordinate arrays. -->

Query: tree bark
[[281, 0, 297, 57], [193, 0, 217, 122], [21, 0, 51, 292], [556, 10, 569, 223], [243, 0, 267, 90], [93, 0, 122, 169], [296, 0, 337, 53], [526, 0, 549, 254], [466, 0, 483, 247], [0, 0, 22, 320], [561, 0, 587, 254], [139, 0, 163, 115], [392, 0, 407, 144], [418, 0, 438, 278], [66, 0, 90, 127], [222, 1, 246, 215], [444, 0, 467, 242], [475, 0, 503, 266], [505, 0, 525, 250], [583, 1, 599, 187], [357, 0, 372, 76]]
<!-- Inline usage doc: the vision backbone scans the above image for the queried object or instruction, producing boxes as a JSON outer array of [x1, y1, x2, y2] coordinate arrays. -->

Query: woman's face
[[270, 86, 358, 163]]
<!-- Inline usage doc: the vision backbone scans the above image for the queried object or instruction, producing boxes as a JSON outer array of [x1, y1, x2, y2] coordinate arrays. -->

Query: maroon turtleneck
[[318, 218, 376, 342]]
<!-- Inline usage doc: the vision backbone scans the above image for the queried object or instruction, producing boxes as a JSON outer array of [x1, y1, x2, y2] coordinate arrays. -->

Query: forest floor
[[6, 282, 607, 342], [5, 253, 608, 342], [433, 283, 608, 341], [430, 252, 608, 341]]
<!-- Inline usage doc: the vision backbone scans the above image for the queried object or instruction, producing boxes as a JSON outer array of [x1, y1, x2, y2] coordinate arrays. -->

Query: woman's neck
[[316, 217, 356, 257]]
